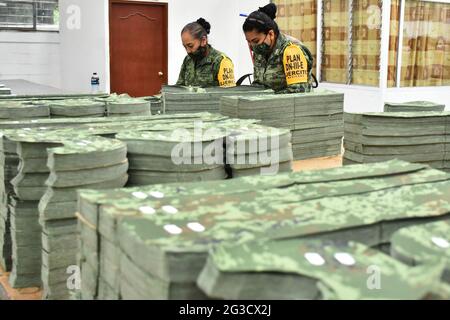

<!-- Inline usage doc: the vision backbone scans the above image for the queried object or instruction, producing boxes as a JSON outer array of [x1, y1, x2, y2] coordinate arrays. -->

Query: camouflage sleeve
[[278, 44, 312, 94], [176, 57, 188, 86], [213, 56, 236, 88]]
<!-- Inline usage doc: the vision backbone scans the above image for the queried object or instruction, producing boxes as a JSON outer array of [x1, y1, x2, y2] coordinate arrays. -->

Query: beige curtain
[[275, 0, 318, 68], [351, 0, 382, 86], [400, 0, 450, 87], [387, 0, 401, 87], [321, 0, 349, 84]]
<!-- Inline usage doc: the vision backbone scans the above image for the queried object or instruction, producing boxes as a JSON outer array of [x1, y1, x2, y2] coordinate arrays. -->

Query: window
[[276, 0, 318, 69], [321, 0, 382, 86], [0, 0, 59, 31], [388, 0, 450, 87]]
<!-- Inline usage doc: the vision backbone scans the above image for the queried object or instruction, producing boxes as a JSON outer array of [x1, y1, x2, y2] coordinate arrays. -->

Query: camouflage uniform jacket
[[253, 33, 314, 94], [176, 45, 235, 88]]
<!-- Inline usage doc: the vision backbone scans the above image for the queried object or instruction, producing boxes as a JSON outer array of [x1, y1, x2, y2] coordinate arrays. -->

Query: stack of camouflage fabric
[[391, 220, 450, 284], [6, 132, 53, 288], [220, 89, 344, 160], [97, 94, 151, 117], [384, 101, 445, 112], [161, 85, 273, 114], [344, 112, 450, 172], [76, 160, 450, 300], [197, 238, 446, 300], [0, 141, 12, 271], [0, 101, 50, 120], [0, 114, 156, 131], [0, 134, 18, 272], [39, 134, 128, 299], [143, 96, 163, 115], [47, 99, 106, 118], [225, 125, 293, 177], [0, 86, 12, 96], [0, 126, 130, 299], [116, 129, 227, 186]]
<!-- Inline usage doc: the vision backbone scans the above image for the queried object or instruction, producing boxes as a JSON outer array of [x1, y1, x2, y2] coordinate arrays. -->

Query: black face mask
[[189, 45, 207, 60], [252, 34, 272, 56]]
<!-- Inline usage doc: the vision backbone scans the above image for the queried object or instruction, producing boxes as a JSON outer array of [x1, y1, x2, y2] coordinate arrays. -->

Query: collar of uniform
[[268, 33, 288, 62], [186, 44, 215, 66]]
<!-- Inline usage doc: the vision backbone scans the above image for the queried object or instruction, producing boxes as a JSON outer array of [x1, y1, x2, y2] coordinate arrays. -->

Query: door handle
[[158, 71, 164, 77]]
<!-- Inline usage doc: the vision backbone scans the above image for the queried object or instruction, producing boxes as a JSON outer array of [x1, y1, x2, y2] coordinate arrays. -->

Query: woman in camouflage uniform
[[243, 4, 314, 94], [177, 18, 236, 88]]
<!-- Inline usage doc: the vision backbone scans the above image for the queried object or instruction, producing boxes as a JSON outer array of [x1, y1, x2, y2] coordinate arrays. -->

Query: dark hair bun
[[196, 18, 211, 34], [258, 3, 277, 20]]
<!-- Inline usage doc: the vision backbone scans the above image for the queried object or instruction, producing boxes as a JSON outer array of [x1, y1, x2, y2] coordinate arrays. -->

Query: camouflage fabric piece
[[0, 127, 127, 298], [198, 238, 445, 300], [96, 94, 151, 116], [344, 112, 450, 170], [391, 220, 450, 283], [77, 160, 431, 299], [0, 101, 50, 119], [384, 101, 446, 112], [100, 164, 450, 288], [176, 45, 235, 88], [47, 99, 106, 117], [77, 160, 429, 227], [161, 85, 272, 114], [220, 89, 344, 160], [253, 33, 313, 93]]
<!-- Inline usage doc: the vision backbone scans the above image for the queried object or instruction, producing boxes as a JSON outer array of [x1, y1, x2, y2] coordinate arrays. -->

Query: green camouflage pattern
[[0, 101, 50, 119], [198, 238, 445, 300], [391, 220, 450, 283], [77, 159, 429, 226], [253, 33, 313, 93], [384, 101, 446, 112], [344, 111, 450, 169], [76, 162, 450, 292], [220, 89, 343, 160], [176, 45, 235, 88]]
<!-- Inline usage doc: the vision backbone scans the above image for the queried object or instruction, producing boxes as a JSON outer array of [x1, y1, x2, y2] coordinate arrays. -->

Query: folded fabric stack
[[0, 86, 12, 96], [0, 141, 12, 271], [225, 125, 293, 177], [97, 94, 151, 117], [220, 89, 344, 160], [344, 112, 450, 172], [47, 99, 106, 118], [39, 135, 128, 299], [0, 101, 50, 120], [197, 238, 445, 300], [391, 220, 450, 284], [162, 85, 273, 114], [384, 101, 446, 112], [116, 129, 227, 186], [76, 160, 450, 299]]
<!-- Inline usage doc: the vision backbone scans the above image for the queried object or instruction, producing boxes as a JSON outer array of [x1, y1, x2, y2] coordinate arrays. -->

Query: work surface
[[0, 79, 73, 96]]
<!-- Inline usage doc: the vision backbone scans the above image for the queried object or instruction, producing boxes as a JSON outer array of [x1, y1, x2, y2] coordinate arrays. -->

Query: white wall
[[59, 0, 109, 93], [0, 31, 61, 88], [163, 0, 269, 84], [318, 83, 450, 113], [384, 87, 450, 111], [57, 0, 268, 93]]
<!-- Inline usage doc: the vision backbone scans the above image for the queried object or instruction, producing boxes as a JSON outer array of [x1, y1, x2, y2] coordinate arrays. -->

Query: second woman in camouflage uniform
[[243, 4, 314, 94], [177, 18, 236, 88]]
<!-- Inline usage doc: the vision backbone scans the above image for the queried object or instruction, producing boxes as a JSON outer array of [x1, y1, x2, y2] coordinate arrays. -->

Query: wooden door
[[109, 1, 168, 97]]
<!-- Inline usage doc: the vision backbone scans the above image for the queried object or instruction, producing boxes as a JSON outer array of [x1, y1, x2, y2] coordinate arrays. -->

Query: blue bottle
[[91, 73, 100, 93]]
